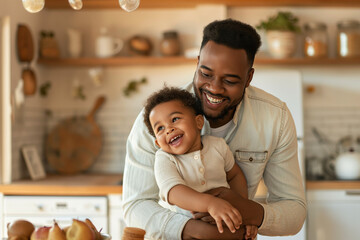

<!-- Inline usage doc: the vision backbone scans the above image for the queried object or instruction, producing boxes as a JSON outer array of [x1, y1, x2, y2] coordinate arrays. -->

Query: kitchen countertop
[[0, 173, 122, 196], [306, 180, 360, 190], [1, 175, 358, 196]]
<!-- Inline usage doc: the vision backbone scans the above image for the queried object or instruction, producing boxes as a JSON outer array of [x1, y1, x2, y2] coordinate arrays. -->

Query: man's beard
[[194, 87, 238, 122]]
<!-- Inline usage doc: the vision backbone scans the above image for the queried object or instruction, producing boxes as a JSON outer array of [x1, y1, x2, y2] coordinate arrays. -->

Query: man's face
[[193, 41, 254, 128]]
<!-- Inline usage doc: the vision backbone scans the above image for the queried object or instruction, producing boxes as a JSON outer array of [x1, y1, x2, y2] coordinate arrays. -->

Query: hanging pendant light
[[22, 0, 45, 13], [22, 0, 140, 13], [68, 0, 83, 10], [119, 0, 140, 12]]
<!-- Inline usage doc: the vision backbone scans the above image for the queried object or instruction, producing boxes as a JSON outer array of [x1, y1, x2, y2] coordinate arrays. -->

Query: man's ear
[[155, 139, 160, 148], [195, 115, 204, 130], [246, 68, 254, 87]]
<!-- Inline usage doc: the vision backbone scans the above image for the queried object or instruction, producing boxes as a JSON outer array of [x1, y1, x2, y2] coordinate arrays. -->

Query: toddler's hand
[[207, 197, 242, 234], [245, 225, 258, 240]]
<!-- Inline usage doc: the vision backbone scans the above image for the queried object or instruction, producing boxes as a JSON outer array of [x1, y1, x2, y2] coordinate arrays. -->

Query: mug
[[95, 35, 123, 58]]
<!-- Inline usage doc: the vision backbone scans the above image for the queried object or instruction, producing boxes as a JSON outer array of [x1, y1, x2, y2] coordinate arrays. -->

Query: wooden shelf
[[38, 56, 360, 67], [38, 56, 197, 67], [45, 0, 360, 9]]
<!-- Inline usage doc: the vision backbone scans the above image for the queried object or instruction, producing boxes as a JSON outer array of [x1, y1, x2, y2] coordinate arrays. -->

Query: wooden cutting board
[[45, 96, 106, 174]]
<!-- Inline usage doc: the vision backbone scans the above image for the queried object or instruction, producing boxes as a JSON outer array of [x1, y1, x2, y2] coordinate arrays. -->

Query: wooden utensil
[[46, 96, 106, 174], [16, 24, 37, 96], [16, 24, 34, 63]]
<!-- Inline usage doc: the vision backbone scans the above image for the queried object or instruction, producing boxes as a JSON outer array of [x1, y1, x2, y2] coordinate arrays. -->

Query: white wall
[[4, 4, 360, 178]]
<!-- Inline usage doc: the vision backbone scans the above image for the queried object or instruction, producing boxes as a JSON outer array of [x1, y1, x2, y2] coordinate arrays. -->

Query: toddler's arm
[[168, 184, 242, 233]]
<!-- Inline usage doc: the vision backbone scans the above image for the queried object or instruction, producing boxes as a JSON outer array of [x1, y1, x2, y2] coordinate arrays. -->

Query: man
[[122, 18, 306, 240]]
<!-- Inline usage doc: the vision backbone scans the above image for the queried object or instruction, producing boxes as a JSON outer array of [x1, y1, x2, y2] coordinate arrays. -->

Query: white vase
[[266, 30, 297, 58]]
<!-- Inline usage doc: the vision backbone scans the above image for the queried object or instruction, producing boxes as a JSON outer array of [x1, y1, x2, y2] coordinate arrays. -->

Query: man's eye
[[201, 71, 211, 78], [224, 80, 236, 85], [172, 117, 180, 122]]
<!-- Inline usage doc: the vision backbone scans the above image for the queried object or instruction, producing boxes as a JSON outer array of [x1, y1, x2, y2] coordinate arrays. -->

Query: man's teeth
[[206, 94, 223, 104]]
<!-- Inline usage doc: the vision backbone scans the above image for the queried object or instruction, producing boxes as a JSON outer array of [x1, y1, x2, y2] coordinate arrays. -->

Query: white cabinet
[[307, 189, 360, 240], [108, 194, 126, 240], [1, 195, 108, 238]]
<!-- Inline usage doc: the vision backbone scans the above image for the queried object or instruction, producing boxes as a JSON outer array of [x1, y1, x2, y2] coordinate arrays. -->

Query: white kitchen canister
[[335, 151, 360, 180]]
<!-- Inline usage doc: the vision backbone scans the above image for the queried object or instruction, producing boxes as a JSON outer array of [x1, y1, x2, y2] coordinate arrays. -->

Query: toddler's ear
[[155, 139, 160, 148], [195, 115, 204, 130]]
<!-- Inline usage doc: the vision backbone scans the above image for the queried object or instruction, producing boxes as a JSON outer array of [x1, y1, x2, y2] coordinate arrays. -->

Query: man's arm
[[122, 112, 190, 240], [258, 104, 306, 236]]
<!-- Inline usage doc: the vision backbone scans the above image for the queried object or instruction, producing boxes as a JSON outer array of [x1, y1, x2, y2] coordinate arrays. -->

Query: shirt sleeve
[[258, 104, 307, 236], [154, 151, 187, 204], [122, 111, 190, 240]]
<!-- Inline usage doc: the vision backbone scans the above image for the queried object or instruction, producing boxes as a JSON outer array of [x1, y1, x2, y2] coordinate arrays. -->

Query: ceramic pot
[[335, 151, 360, 180], [266, 30, 297, 58]]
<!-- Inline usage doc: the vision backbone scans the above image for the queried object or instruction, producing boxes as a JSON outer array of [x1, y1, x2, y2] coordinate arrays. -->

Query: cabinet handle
[[345, 190, 360, 195]]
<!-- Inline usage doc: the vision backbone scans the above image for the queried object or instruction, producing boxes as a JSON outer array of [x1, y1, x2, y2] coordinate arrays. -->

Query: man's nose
[[208, 78, 224, 93], [166, 127, 175, 135]]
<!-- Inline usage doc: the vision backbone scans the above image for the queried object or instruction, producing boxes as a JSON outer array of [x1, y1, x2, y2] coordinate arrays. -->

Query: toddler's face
[[150, 100, 204, 155]]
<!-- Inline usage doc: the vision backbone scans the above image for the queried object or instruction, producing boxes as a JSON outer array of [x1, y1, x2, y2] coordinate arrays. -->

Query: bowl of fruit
[[6, 218, 110, 240]]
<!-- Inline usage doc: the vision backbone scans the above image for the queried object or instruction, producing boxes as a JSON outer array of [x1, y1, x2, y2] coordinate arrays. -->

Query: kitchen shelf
[[45, 0, 360, 9], [38, 56, 360, 67], [37, 56, 197, 67]]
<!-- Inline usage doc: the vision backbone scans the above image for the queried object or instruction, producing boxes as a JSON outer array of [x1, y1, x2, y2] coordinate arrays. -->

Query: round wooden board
[[46, 97, 105, 174]]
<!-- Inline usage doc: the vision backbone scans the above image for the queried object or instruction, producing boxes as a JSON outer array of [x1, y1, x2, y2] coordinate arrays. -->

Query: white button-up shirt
[[122, 82, 306, 240]]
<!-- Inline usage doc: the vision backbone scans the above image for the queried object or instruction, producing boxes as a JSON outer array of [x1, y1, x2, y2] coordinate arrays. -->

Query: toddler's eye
[[157, 126, 164, 132], [172, 117, 180, 122]]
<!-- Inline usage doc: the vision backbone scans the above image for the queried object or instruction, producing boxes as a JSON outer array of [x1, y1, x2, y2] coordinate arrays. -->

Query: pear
[[48, 220, 66, 240], [66, 219, 95, 240], [7, 219, 35, 239], [85, 218, 102, 240], [30, 226, 51, 240]]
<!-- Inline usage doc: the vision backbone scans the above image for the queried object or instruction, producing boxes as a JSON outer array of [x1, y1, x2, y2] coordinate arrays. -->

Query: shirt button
[[194, 155, 199, 160], [201, 180, 206, 185], [199, 167, 204, 173], [249, 157, 253, 162]]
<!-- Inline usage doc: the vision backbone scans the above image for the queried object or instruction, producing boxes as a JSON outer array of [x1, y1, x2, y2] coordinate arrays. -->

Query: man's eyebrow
[[200, 65, 241, 80], [200, 65, 212, 71]]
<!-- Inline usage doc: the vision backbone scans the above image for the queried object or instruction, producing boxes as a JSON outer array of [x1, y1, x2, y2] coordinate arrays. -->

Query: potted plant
[[256, 11, 301, 58]]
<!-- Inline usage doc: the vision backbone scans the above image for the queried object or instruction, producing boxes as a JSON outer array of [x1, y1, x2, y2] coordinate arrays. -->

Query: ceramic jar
[[160, 31, 181, 56]]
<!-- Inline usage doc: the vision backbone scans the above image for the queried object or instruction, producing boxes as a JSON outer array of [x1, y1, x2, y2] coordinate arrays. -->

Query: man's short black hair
[[143, 87, 202, 137], [200, 18, 261, 67]]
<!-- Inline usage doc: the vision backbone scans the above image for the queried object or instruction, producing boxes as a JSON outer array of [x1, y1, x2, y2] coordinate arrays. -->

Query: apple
[[30, 226, 51, 240], [66, 219, 95, 240], [48, 220, 66, 240]]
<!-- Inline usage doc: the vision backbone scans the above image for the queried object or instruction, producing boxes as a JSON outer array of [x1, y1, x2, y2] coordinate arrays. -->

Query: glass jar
[[160, 31, 181, 56], [303, 22, 328, 58], [337, 20, 360, 58]]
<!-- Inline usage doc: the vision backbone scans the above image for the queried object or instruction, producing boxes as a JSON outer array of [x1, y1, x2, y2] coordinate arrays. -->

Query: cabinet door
[[307, 189, 360, 240]]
